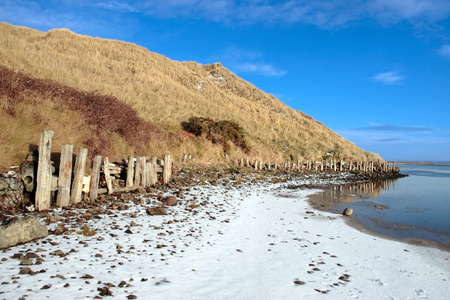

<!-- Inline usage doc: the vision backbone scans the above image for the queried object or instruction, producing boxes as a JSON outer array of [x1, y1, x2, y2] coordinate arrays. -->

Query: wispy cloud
[[208, 46, 286, 77], [355, 124, 433, 132], [3, 1, 450, 36], [236, 63, 287, 77], [377, 138, 405, 142], [438, 44, 450, 60], [66, 0, 450, 28], [372, 71, 406, 85]]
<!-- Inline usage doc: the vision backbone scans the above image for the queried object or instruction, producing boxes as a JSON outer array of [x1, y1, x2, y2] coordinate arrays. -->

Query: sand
[[0, 173, 448, 299]]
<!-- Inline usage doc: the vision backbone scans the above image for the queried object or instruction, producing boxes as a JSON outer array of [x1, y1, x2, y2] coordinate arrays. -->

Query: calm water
[[309, 164, 450, 247]]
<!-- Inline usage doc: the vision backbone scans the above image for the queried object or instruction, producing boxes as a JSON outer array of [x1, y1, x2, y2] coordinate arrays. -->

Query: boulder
[[342, 208, 353, 216], [146, 207, 168, 216], [163, 196, 177, 206], [0, 216, 48, 249], [0, 175, 27, 210]]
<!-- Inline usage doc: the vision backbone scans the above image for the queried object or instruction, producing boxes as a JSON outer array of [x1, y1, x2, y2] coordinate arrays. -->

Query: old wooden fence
[[34, 130, 172, 211]]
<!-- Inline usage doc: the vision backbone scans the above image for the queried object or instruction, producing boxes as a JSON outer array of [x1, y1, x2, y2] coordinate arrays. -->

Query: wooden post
[[147, 159, 153, 187], [339, 160, 343, 172], [333, 159, 337, 171], [103, 157, 113, 194], [163, 154, 172, 184], [35, 129, 54, 211], [141, 156, 148, 187], [90, 155, 102, 201], [70, 148, 88, 204], [149, 159, 157, 186], [134, 156, 142, 187], [126, 156, 135, 188], [56, 144, 73, 207]]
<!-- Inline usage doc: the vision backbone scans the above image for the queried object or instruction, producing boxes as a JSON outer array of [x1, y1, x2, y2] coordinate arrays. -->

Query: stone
[[163, 196, 177, 206], [0, 216, 48, 249], [0, 176, 27, 211], [19, 259, 33, 265], [146, 207, 168, 216], [135, 187, 146, 194], [342, 208, 353, 216], [19, 267, 31, 274]]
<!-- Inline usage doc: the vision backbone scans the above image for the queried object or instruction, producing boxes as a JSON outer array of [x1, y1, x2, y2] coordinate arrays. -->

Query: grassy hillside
[[0, 22, 380, 171]]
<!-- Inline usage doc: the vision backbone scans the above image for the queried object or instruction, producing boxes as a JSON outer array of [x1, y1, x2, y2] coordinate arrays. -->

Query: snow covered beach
[[1, 170, 449, 299]]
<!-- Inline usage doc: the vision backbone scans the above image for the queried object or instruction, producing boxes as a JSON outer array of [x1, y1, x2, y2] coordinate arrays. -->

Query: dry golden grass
[[0, 22, 381, 170]]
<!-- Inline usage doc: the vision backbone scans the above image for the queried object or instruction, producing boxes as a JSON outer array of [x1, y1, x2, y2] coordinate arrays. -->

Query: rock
[[19, 259, 33, 265], [135, 187, 146, 194], [0, 176, 27, 211], [163, 196, 177, 206], [0, 216, 48, 249], [342, 208, 353, 216], [19, 267, 31, 274], [146, 207, 168, 216]]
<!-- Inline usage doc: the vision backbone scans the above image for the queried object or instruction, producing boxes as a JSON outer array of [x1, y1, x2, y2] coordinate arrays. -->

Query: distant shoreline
[[396, 162, 450, 165]]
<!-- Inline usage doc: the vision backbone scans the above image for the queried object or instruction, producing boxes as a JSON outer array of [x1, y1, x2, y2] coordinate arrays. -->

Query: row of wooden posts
[[34, 130, 172, 212], [34, 129, 395, 212], [226, 157, 396, 173]]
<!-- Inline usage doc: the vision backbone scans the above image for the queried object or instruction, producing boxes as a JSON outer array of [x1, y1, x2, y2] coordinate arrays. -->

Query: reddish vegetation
[[0, 66, 168, 156]]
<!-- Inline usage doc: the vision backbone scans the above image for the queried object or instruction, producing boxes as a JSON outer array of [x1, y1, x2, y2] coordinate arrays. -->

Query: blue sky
[[1, 0, 450, 162]]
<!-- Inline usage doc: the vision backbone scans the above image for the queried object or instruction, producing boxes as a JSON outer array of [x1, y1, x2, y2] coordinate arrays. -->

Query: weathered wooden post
[[70, 148, 88, 204], [56, 144, 73, 207], [141, 156, 148, 188], [126, 156, 135, 188], [149, 159, 157, 186], [163, 154, 172, 184], [90, 155, 102, 201], [35, 129, 54, 211], [103, 157, 113, 194], [134, 156, 142, 187]]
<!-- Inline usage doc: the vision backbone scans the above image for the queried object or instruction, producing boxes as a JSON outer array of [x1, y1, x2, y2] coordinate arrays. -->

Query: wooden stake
[[103, 157, 113, 194], [134, 156, 142, 187], [56, 144, 73, 207], [90, 155, 102, 201], [70, 148, 88, 204], [35, 129, 54, 211], [163, 154, 172, 184], [126, 156, 135, 188]]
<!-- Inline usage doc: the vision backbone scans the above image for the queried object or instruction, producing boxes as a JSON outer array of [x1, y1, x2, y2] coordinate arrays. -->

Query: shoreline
[[0, 168, 449, 299], [306, 180, 450, 252]]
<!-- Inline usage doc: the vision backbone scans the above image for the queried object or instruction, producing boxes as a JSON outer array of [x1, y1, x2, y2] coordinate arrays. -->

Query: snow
[[0, 176, 449, 299]]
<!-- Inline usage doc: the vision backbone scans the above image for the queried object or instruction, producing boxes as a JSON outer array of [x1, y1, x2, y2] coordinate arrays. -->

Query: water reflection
[[309, 179, 398, 207]]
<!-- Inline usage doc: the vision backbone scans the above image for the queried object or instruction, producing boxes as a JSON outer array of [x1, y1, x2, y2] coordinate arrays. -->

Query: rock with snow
[[0, 216, 48, 249]]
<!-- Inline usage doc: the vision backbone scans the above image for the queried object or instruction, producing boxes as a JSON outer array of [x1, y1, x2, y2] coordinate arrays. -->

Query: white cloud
[[367, 0, 450, 23], [236, 62, 287, 77], [372, 71, 406, 85], [208, 46, 287, 77], [438, 44, 450, 60]]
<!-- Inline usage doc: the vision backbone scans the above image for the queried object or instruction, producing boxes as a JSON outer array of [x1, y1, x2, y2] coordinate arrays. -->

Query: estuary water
[[308, 164, 450, 248]]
